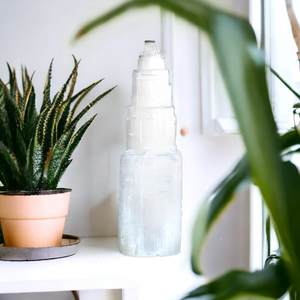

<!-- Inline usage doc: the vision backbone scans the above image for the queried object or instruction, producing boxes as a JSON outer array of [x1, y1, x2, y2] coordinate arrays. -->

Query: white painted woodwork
[[0, 237, 202, 300]]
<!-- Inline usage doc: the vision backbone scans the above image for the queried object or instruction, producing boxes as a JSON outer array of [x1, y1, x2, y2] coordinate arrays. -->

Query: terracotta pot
[[0, 188, 71, 248]]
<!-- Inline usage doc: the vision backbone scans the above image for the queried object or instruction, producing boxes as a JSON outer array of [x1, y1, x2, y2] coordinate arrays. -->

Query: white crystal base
[[119, 150, 182, 257]]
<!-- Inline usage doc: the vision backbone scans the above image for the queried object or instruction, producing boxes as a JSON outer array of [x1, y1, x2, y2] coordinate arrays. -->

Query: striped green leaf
[[7, 64, 24, 114], [21, 66, 30, 99], [64, 56, 79, 103], [41, 63, 79, 159], [6, 63, 14, 99], [40, 59, 53, 113], [23, 84, 38, 148], [0, 142, 20, 190], [46, 122, 76, 186], [66, 86, 116, 131], [0, 91, 12, 149], [47, 115, 96, 189], [27, 140, 44, 190], [26, 108, 49, 189], [66, 79, 104, 126], [0, 79, 23, 135]]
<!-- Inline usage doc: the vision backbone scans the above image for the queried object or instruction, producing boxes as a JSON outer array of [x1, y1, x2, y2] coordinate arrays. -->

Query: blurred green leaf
[[192, 129, 300, 275], [183, 259, 290, 300], [270, 67, 300, 100], [192, 155, 250, 274]]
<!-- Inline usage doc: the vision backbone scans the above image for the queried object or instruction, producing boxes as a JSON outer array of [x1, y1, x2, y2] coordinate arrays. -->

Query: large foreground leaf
[[192, 154, 250, 274], [183, 259, 290, 300], [192, 129, 300, 274], [75, 0, 300, 293]]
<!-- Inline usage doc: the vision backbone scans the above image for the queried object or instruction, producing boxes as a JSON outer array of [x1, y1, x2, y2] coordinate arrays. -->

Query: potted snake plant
[[0, 57, 115, 247]]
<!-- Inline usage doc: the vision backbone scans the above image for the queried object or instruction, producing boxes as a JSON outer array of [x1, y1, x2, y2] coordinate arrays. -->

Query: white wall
[[0, 0, 249, 299]]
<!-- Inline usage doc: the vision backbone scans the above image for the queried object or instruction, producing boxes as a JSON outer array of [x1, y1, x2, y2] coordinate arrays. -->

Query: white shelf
[[0, 237, 203, 300]]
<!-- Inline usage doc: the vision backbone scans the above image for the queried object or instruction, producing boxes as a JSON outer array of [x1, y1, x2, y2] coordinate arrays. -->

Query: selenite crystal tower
[[119, 41, 182, 257]]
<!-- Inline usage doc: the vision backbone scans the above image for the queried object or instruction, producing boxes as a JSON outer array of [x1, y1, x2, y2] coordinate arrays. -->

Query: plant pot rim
[[0, 188, 72, 196]]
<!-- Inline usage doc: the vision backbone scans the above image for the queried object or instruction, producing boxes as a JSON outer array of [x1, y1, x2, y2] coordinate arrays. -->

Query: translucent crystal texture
[[119, 41, 182, 257]]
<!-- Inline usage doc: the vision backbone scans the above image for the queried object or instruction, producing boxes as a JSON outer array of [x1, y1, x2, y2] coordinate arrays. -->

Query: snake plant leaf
[[74, 0, 300, 292], [41, 63, 78, 157], [51, 56, 78, 142], [55, 100, 72, 142], [6, 63, 14, 98], [72, 54, 78, 65], [65, 85, 116, 131], [56, 58, 80, 142], [22, 67, 36, 117], [21, 66, 28, 99], [23, 72, 35, 111], [56, 79, 104, 142], [14, 127, 27, 168], [27, 140, 43, 190], [7, 64, 25, 115], [47, 115, 97, 190], [0, 78, 25, 168], [0, 172, 7, 190], [56, 159, 73, 185], [0, 142, 20, 189], [46, 122, 76, 186], [69, 79, 105, 106], [50, 63, 79, 139], [51, 62, 79, 109], [26, 107, 49, 190], [67, 78, 104, 126], [8, 123, 27, 172], [41, 59, 53, 113], [65, 56, 79, 103], [23, 84, 38, 148], [0, 79, 23, 135], [270, 68, 300, 100], [182, 259, 290, 300], [0, 92, 12, 149], [13, 70, 24, 115]]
